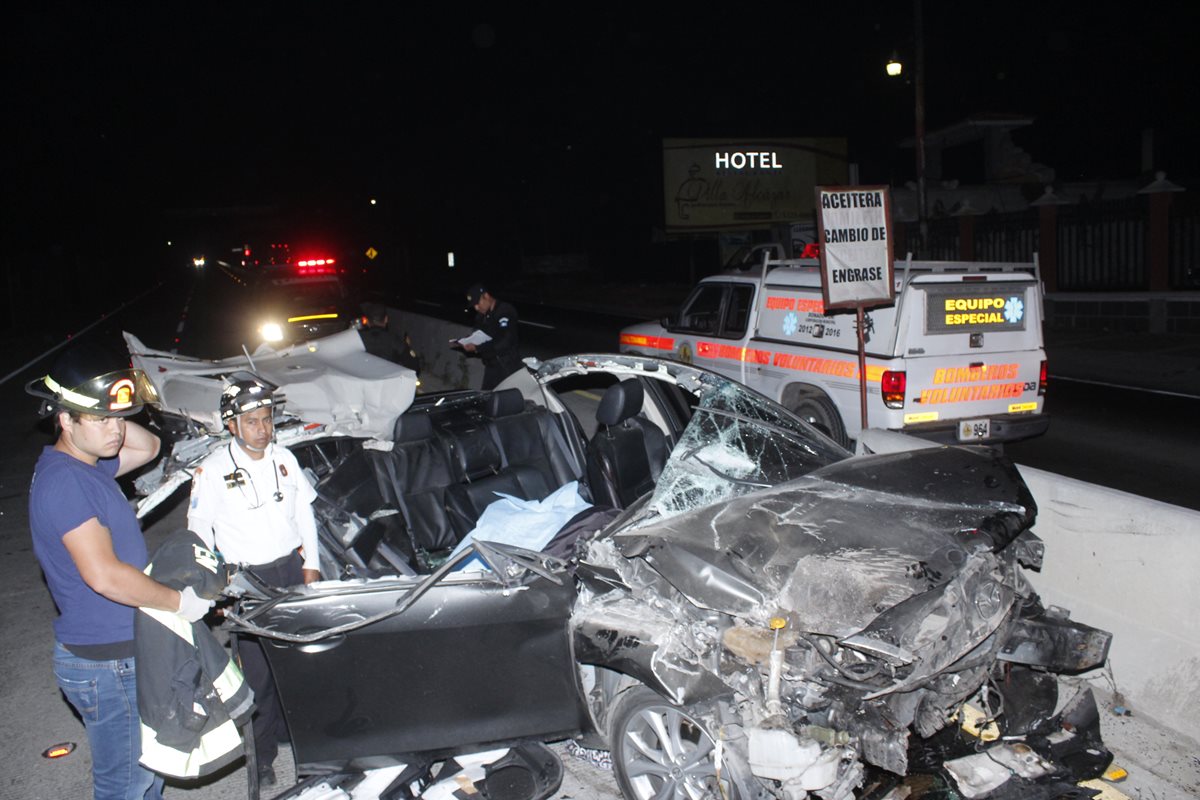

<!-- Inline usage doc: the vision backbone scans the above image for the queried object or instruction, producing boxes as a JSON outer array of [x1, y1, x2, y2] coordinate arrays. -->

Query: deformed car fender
[[572, 587, 731, 706]]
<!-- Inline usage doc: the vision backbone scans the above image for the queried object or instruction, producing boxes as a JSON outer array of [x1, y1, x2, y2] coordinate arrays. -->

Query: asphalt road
[[1005, 379, 1200, 509]]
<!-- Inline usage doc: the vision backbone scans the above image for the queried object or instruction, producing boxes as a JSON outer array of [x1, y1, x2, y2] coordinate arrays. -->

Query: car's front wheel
[[610, 686, 739, 800]]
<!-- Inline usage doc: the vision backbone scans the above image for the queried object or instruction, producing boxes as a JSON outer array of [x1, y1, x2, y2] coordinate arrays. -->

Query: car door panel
[[253, 571, 586, 769]]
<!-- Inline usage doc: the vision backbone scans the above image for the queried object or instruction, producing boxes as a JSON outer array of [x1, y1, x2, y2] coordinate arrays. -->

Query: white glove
[[177, 586, 215, 622]]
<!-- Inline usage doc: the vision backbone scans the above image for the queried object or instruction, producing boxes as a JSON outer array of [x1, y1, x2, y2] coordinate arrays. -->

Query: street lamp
[[887, 0, 927, 250]]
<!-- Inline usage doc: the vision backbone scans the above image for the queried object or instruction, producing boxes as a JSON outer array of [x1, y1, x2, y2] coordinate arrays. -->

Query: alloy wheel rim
[[620, 704, 729, 800]]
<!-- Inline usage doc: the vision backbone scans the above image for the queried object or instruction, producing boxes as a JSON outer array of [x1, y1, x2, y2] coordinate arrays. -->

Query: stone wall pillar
[[953, 200, 981, 261], [1031, 186, 1068, 292], [1138, 171, 1185, 292]]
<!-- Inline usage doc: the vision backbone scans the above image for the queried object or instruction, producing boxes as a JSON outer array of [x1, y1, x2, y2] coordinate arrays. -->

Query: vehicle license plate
[[957, 418, 990, 441]]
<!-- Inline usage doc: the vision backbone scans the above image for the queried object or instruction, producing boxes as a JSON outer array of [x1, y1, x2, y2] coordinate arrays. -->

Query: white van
[[619, 255, 1048, 447]]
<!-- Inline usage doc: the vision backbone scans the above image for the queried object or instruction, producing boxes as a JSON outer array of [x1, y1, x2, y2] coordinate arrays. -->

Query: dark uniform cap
[[25, 342, 159, 418], [465, 283, 488, 305]]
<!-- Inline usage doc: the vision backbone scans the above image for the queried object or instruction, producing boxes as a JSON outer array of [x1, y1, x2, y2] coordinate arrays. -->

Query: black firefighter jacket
[[136, 529, 254, 778]]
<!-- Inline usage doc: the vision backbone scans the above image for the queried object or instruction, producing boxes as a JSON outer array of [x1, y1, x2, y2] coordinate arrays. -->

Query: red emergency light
[[295, 257, 337, 275]]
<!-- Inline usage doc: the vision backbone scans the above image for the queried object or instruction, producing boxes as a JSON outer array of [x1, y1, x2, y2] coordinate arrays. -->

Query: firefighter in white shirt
[[186, 376, 319, 787]]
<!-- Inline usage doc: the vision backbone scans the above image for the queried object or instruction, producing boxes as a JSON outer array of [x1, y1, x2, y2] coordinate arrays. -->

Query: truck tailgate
[[902, 350, 1045, 441]]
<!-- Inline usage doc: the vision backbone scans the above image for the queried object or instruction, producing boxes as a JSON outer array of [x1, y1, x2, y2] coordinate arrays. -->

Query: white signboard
[[816, 185, 895, 310], [662, 138, 848, 231]]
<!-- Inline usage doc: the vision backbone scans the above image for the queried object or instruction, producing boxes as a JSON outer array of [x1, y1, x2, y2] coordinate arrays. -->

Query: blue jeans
[[53, 643, 165, 800]]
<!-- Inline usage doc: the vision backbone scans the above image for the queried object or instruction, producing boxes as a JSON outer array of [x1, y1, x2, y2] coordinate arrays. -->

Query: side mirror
[[660, 315, 674, 330]]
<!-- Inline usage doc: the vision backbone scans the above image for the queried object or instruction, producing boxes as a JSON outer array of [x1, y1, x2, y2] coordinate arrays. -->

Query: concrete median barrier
[[389, 308, 484, 391], [1017, 464, 1200, 742]]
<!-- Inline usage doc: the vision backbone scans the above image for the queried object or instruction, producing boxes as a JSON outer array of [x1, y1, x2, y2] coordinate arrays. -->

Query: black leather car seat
[[485, 388, 581, 491], [586, 380, 668, 508], [383, 412, 458, 556], [443, 421, 552, 539]]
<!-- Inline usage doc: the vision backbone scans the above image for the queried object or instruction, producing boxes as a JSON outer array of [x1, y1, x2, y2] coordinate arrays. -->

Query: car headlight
[[260, 322, 285, 342]]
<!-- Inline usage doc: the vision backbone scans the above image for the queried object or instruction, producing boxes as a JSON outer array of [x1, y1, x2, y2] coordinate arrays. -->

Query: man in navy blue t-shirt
[[27, 345, 213, 800]]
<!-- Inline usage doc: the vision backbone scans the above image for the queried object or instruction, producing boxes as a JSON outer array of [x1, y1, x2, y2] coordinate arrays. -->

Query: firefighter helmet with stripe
[[25, 343, 158, 418]]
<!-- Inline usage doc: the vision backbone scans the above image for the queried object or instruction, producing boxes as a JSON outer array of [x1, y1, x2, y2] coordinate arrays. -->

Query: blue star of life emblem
[[782, 312, 799, 336], [1004, 297, 1024, 323]]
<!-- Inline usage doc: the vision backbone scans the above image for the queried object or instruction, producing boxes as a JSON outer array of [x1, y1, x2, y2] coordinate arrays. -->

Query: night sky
[[7, 2, 1198, 282]]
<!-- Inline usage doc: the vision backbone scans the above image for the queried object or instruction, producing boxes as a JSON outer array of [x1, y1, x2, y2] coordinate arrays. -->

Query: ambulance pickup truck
[[619, 254, 1048, 448]]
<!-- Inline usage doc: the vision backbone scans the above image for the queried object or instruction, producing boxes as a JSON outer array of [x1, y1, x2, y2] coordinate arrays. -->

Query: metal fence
[[900, 194, 1200, 291], [920, 218, 959, 261], [1056, 198, 1144, 290], [974, 209, 1039, 263]]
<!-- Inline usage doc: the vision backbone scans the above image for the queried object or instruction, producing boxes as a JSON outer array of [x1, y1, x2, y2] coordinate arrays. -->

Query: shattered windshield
[[639, 378, 850, 525]]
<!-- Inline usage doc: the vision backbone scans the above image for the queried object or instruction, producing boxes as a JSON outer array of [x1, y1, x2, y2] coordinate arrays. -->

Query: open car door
[[229, 545, 587, 772]]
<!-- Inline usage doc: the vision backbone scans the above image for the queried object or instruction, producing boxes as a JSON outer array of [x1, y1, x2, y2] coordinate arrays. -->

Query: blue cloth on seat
[[450, 481, 591, 570]]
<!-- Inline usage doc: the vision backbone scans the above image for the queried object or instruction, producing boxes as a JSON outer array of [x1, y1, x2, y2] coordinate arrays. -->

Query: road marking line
[[1049, 374, 1200, 400]]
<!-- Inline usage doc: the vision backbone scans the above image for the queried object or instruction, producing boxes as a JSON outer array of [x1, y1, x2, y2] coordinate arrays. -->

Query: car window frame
[[670, 282, 755, 340], [722, 282, 756, 337], [671, 283, 727, 336]]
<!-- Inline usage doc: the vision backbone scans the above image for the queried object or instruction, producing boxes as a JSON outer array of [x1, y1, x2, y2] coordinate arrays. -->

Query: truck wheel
[[610, 687, 739, 800], [791, 394, 850, 448]]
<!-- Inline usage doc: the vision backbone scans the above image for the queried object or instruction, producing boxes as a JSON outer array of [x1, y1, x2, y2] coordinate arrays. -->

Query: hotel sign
[[663, 138, 848, 231]]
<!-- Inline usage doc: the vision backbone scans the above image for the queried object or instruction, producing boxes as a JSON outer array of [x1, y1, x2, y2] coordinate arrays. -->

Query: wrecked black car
[[130, 334, 1113, 800]]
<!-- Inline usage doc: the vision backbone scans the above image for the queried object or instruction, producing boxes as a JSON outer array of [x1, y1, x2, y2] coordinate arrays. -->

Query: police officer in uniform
[[457, 283, 522, 390], [186, 376, 319, 787]]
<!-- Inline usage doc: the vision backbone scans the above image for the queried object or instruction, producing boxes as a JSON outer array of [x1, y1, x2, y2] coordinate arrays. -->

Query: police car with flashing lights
[[620, 252, 1049, 448], [252, 258, 358, 345]]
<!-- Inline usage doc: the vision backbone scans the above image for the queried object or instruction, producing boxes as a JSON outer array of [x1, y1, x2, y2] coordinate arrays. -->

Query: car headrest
[[596, 380, 644, 427], [486, 388, 525, 419], [393, 412, 434, 443], [444, 426, 501, 480]]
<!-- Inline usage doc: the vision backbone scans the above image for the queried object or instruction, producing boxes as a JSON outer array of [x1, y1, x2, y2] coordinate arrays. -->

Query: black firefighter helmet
[[25, 343, 159, 419], [219, 374, 281, 422]]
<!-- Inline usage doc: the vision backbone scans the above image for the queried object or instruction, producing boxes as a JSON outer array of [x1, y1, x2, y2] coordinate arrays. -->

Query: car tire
[[791, 394, 850, 448], [610, 686, 740, 800]]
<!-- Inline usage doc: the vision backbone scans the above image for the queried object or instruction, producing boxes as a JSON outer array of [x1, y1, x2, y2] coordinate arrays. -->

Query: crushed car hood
[[610, 446, 1035, 638], [125, 329, 416, 439]]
